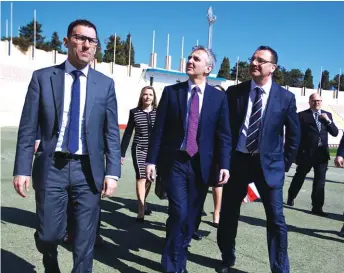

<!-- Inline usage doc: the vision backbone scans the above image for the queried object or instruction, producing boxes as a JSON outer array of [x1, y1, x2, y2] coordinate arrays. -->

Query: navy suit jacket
[[337, 134, 344, 157], [13, 62, 121, 192], [226, 80, 300, 189], [296, 109, 338, 163], [146, 81, 232, 184]]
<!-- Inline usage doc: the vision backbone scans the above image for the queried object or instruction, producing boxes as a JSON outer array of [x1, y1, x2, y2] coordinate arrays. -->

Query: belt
[[236, 151, 260, 157], [54, 152, 88, 160]]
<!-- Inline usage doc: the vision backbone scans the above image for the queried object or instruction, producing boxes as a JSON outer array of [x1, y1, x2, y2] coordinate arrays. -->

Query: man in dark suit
[[146, 46, 232, 273], [334, 134, 344, 237], [287, 93, 338, 216], [217, 46, 300, 273], [13, 19, 121, 273]]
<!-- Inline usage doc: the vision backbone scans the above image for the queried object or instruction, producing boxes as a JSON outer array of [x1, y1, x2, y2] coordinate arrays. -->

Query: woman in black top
[[120, 86, 157, 221]]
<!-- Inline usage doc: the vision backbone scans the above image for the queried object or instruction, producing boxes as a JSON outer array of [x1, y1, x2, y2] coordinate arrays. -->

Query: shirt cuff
[[105, 175, 119, 181]]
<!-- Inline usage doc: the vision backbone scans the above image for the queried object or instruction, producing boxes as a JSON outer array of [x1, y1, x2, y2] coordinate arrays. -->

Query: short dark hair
[[256, 45, 278, 64], [67, 19, 98, 37], [213, 85, 225, 91]]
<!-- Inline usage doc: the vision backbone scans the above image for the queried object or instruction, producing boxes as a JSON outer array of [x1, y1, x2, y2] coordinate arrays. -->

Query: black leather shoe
[[286, 196, 294, 206], [144, 208, 152, 215], [192, 231, 203, 241], [136, 217, 145, 223], [216, 260, 235, 273], [311, 208, 328, 217], [95, 234, 104, 247], [216, 265, 230, 273], [339, 225, 344, 237]]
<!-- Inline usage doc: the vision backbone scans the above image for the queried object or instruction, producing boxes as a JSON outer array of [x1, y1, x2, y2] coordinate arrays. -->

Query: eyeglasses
[[71, 34, 98, 46], [311, 100, 322, 103], [249, 57, 275, 65]]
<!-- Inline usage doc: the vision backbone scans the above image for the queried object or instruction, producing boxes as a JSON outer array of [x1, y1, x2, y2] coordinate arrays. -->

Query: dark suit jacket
[[13, 62, 121, 192], [337, 134, 344, 157], [227, 80, 300, 189], [146, 81, 232, 184], [296, 109, 339, 163]]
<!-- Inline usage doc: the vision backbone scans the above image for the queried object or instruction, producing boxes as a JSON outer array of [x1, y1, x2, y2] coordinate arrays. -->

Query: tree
[[330, 74, 344, 91], [284, 69, 304, 87], [50, 31, 62, 52], [103, 34, 133, 65], [124, 33, 135, 65], [94, 35, 103, 63], [273, 65, 286, 86], [320, 70, 330, 90], [303, 68, 314, 88], [217, 57, 230, 79], [19, 20, 45, 46], [230, 61, 250, 82]]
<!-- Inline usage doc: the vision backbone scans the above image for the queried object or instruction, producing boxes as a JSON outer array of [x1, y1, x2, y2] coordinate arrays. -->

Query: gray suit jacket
[[13, 62, 121, 191]]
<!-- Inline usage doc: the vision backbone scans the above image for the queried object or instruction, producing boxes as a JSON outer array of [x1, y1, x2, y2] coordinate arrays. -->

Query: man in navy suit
[[146, 46, 232, 273], [334, 134, 344, 237], [217, 46, 300, 273], [13, 19, 121, 273], [287, 93, 338, 216]]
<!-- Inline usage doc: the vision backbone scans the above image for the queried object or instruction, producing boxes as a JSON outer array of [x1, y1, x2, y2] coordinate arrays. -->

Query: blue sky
[[1, 1, 343, 86]]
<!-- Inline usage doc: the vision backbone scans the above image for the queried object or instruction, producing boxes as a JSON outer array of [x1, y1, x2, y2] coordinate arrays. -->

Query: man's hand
[[121, 157, 125, 165], [217, 169, 230, 185], [13, 175, 31, 198], [334, 156, 344, 168], [34, 140, 41, 153], [319, 113, 330, 122], [146, 164, 156, 182], [102, 178, 118, 198]]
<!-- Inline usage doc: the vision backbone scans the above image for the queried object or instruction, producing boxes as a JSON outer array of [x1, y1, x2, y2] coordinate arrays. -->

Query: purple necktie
[[186, 86, 200, 157]]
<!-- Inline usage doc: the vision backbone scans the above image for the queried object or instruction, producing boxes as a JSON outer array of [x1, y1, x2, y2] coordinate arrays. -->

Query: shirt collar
[[65, 59, 89, 77], [188, 79, 206, 94], [250, 78, 272, 95], [311, 109, 321, 115]]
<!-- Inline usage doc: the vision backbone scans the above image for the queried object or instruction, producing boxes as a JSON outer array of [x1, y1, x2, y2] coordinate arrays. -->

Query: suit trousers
[[217, 152, 289, 273], [34, 155, 100, 273], [162, 151, 208, 273], [288, 146, 328, 210]]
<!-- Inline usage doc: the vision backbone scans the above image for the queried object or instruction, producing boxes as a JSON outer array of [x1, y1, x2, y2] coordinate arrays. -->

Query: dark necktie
[[186, 86, 200, 157], [68, 70, 82, 154], [314, 112, 323, 146], [246, 87, 263, 153]]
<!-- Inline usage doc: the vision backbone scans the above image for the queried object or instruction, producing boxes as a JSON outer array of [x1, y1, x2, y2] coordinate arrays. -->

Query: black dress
[[120, 107, 157, 179]]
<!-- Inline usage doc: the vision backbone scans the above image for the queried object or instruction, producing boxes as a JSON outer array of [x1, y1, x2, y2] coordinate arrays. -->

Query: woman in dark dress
[[120, 86, 157, 221]]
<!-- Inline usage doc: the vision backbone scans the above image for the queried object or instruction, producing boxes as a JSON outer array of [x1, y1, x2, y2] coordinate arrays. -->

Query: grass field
[[1, 127, 344, 273]]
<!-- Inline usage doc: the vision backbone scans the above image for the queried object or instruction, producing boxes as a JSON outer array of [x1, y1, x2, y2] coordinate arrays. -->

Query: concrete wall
[[1, 41, 344, 145]]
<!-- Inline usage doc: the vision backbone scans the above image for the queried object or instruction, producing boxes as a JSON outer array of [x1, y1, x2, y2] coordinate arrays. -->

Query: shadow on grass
[[283, 205, 343, 221], [285, 175, 343, 184], [239, 215, 344, 244], [1, 249, 37, 273]]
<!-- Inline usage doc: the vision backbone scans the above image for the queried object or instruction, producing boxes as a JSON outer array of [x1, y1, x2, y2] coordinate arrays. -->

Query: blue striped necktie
[[314, 112, 323, 146], [68, 70, 82, 154], [246, 87, 263, 153]]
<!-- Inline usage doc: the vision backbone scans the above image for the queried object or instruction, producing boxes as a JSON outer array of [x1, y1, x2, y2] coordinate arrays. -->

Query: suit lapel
[[306, 108, 321, 133], [176, 81, 188, 132], [50, 63, 65, 130], [260, 81, 280, 139], [238, 81, 251, 125], [85, 68, 97, 126], [199, 83, 212, 135]]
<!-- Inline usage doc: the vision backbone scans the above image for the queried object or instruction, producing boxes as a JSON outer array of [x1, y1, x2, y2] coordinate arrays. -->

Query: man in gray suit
[[13, 19, 121, 273]]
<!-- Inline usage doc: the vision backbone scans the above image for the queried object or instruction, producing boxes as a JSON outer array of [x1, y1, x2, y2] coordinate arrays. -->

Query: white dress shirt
[[55, 59, 88, 155], [180, 79, 206, 150], [236, 78, 272, 153]]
